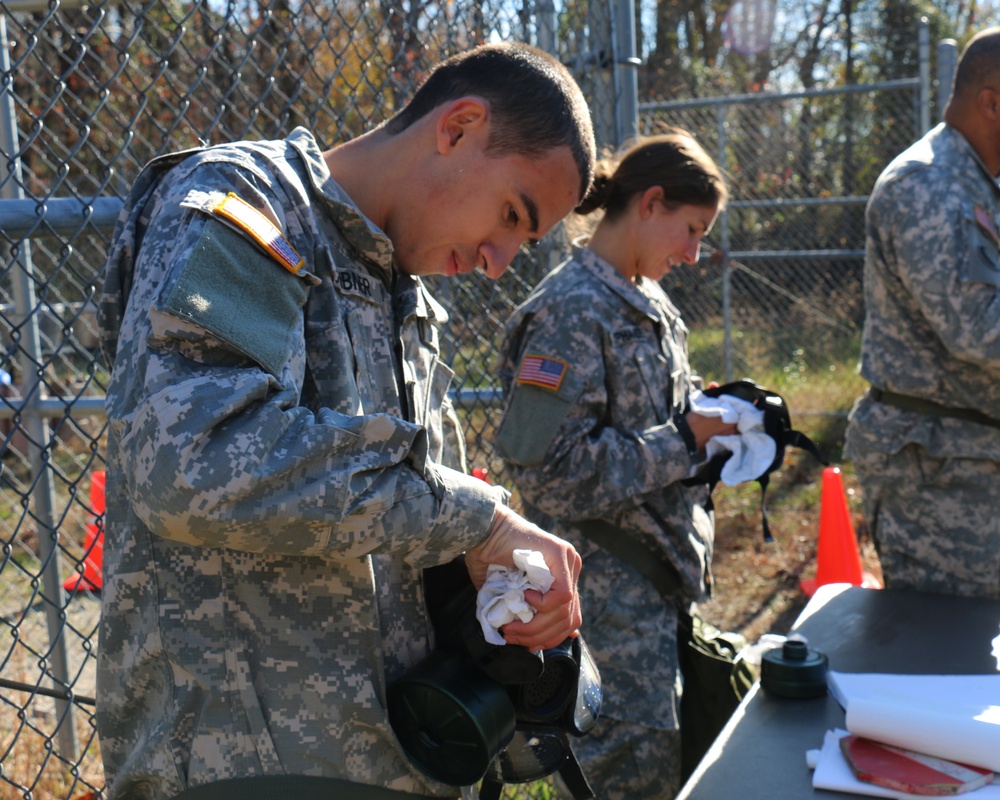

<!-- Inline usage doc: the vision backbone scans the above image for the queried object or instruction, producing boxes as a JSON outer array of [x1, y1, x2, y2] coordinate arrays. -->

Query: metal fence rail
[[0, 1, 943, 798]]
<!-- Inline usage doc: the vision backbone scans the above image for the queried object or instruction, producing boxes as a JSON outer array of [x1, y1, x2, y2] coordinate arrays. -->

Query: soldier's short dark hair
[[952, 26, 1000, 100], [385, 42, 596, 202]]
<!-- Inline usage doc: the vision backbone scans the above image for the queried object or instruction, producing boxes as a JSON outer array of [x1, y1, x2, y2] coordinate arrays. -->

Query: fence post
[[0, 11, 78, 760], [918, 17, 931, 134], [535, 0, 556, 54], [936, 38, 958, 121], [717, 103, 733, 382], [612, 0, 639, 147]]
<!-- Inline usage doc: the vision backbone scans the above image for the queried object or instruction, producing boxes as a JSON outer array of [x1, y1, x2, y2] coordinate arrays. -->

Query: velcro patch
[[612, 326, 644, 346], [975, 205, 1000, 247], [212, 192, 305, 274], [516, 355, 567, 390]]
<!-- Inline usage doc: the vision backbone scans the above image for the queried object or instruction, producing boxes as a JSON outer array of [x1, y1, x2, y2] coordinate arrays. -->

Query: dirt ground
[[696, 459, 884, 646]]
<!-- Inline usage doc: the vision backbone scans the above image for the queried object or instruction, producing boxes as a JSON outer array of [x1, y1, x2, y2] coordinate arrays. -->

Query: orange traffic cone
[[800, 466, 880, 597], [64, 470, 105, 594]]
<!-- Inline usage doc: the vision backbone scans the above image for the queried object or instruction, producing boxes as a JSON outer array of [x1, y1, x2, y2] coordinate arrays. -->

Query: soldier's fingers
[[502, 587, 580, 649]]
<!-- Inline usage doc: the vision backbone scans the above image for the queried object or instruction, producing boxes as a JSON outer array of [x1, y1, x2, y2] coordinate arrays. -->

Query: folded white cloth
[[688, 389, 776, 485], [476, 549, 555, 646]]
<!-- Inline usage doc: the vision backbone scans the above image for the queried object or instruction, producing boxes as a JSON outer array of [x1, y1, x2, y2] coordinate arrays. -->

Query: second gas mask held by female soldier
[[688, 379, 828, 541], [387, 559, 602, 800]]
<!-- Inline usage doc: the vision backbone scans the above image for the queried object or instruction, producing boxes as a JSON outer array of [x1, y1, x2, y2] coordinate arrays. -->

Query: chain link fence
[[0, 1, 938, 798], [643, 77, 928, 390]]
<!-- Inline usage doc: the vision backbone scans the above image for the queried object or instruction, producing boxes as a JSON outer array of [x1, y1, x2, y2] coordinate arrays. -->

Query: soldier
[[493, 132, 735, 800], [844, 27, 1000, 598], [96, 43, 594, 800]]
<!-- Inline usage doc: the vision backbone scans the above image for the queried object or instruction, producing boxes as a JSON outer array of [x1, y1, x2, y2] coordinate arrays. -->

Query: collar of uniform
[[943, 123, 1000, 196], [286, 127, 395, 274], [572, 244, 661, 321], [918, 123, 1000, 198], [393, 272, 450, 326]]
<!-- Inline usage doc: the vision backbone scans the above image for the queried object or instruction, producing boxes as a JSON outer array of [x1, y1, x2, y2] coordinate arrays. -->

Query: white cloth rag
[[476, 549, 555, 646], [688, 389, 776, 485]]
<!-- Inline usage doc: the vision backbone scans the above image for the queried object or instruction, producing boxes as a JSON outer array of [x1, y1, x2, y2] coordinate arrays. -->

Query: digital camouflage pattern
[[845, 123, 1000, 598], [494, 246, 713, 799], [96, 127, 504, 799]]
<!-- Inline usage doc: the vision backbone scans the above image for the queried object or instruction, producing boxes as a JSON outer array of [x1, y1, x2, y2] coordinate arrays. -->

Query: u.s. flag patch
[[212, 192, 305, 274], [517, 354, 567, 390]]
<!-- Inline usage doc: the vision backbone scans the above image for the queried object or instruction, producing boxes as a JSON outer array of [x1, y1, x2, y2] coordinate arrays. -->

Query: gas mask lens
[[572, 636, 601, 736]]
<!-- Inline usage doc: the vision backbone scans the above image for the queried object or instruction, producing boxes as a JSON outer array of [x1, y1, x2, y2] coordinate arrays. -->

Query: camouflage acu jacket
[[96, 128, 501, 799], [847, 122, 1000, 461], [494, 247, 713, 608]]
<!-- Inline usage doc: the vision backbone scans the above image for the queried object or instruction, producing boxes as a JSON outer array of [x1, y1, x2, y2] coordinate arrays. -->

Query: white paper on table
[[827, 672, 1000, 772], [810, 729, 1000, 799]]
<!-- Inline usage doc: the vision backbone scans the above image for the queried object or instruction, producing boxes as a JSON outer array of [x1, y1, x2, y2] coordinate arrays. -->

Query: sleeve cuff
[[415, 463, 509, 565]]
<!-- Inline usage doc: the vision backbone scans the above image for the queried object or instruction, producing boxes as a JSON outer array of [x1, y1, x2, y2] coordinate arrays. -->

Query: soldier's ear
[[436, 97, 489, 153], [976, 86, 1000, 121], [638, 185, 665, 220]]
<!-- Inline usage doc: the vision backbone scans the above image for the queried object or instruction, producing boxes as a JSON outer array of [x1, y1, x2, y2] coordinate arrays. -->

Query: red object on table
[[840, 734, 993, 796]]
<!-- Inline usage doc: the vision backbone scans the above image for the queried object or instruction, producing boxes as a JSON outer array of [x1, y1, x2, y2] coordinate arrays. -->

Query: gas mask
[[387, 559, 601, 799], [689, 379, 827, 541]]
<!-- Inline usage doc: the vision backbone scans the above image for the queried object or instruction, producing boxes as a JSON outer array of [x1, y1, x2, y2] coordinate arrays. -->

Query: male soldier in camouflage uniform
[[844, 27, 1000, 598], [96, 43, 594, 800]]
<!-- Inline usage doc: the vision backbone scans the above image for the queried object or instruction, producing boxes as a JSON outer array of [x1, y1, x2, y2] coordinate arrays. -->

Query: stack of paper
[[810, 672, 1000, 797]]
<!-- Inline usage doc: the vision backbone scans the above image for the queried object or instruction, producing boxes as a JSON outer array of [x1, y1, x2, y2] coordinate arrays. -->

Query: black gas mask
[[688, 379, 827, 541], [387, 559, 601, 800]]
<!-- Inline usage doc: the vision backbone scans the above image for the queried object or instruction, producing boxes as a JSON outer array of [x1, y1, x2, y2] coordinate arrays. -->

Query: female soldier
[[493, 131, 735, 800]]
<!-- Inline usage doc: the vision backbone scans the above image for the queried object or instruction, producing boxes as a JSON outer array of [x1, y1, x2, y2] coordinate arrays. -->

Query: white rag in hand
[[476, 549, 555, 646], [688, 389, 776, 485]]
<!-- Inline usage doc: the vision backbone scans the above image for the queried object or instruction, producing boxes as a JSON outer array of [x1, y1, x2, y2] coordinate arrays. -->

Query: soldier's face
[[635, 201, 719, 281], [392, 136, 580, 280]]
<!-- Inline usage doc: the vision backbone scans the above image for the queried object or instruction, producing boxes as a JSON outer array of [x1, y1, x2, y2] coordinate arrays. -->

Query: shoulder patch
[[212, 192, 305, 274], [517, 354, 567, 390], [974, 205, 1000, 247]]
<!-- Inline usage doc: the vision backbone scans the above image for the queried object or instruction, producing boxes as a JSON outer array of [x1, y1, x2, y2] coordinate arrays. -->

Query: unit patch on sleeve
[[212, 192, 305, 274], [517, 355, 568, 390], [974, 205, 1000, 247]]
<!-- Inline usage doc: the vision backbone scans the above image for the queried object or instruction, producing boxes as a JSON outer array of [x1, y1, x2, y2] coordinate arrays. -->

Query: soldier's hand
[[465, 505, 582, 651], [685, 410, 738, 450]]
